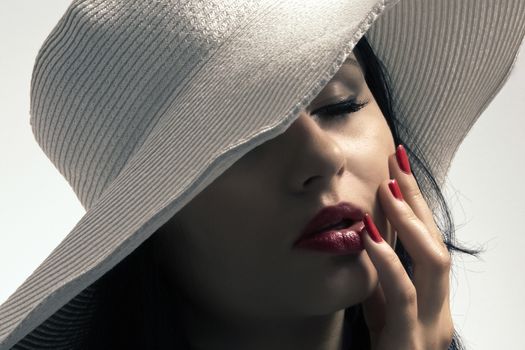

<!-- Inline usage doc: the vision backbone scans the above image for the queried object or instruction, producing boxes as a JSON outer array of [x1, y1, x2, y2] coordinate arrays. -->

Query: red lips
[[297, 202, 366, 240]]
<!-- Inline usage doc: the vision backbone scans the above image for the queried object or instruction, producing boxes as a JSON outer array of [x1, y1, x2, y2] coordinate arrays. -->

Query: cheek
[[172, 186, 255, 257], [156, 186, 296, 320], [358, 100, 395, 154], [160, 175, 273, 282], [339, 110, 395, 182], [369, 116, 396, 167]]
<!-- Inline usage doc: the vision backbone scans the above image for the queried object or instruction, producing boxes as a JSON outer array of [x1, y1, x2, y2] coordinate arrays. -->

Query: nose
[[284, 113, 346, 194]]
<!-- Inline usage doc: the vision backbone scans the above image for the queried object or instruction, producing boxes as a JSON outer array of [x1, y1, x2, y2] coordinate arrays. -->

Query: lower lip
[[294, 221, 366, 255]]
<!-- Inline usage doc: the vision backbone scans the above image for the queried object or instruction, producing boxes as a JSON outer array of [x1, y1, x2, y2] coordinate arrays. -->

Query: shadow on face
[[153, 51, 396, 329]]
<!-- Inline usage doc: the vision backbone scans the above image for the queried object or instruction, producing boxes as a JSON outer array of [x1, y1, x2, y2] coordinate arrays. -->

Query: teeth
[[322, 219, 353, 231]]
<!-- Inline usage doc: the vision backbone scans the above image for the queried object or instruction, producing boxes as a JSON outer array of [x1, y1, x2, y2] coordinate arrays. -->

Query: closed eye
[[310, 97, 369, 119]]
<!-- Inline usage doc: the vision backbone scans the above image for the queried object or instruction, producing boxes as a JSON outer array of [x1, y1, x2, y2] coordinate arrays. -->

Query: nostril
[[303, 175, 321, 187]]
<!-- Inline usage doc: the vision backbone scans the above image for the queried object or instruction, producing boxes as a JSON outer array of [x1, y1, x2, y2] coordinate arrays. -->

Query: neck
[[179, 299, 348, 350]]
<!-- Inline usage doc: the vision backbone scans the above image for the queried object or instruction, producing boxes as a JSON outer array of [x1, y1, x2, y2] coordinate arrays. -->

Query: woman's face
[[155, 52, 396, 328]]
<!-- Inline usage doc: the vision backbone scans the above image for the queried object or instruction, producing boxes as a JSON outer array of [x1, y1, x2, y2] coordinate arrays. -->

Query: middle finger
[[389, 145, 447, 250], [378, 177, 448, 269]]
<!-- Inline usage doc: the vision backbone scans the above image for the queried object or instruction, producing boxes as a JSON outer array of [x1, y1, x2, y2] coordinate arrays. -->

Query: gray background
[[1, 1, 524, 349]]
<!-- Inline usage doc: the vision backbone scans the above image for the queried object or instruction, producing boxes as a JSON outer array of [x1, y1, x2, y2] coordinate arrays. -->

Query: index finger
[[389, 145, 444, 246]]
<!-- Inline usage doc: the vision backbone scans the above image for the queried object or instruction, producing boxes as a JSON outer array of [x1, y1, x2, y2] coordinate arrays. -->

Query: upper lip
[[296, 202, 366, 241]]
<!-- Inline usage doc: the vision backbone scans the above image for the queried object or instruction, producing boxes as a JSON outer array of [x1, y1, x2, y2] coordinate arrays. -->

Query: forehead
[[341, 52, 361, 72], [324, 52, 363, 86], [346, 52, 358, 64]]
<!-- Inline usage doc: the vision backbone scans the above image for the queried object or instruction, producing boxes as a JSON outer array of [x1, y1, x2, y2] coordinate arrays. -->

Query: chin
[[299, 269, 379, 316]]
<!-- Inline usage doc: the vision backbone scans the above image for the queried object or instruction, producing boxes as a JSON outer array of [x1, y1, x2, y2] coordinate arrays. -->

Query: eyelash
[[311, 97, 370, 119]]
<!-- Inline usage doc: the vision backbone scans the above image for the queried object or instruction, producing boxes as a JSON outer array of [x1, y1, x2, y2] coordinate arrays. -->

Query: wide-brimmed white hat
[[1, 0, 524, 348]]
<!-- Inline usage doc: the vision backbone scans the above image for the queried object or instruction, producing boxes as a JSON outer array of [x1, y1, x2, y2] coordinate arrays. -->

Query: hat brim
[[1, 0, 524, 348]]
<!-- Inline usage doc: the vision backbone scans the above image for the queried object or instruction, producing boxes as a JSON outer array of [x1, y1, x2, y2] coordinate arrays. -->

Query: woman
[[0, 0, 523, 349], [83, 36, 473, 349]]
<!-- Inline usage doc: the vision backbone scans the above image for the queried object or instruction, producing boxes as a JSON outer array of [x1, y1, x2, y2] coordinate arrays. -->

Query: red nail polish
[[363, 213, 383, 243], [388, 179, 404, 201], [395, 145, 412, 175]]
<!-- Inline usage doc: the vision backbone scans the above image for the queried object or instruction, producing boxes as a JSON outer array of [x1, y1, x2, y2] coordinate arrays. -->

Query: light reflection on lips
[[293, 220, 366, 255], [297, 202, 366, 240]]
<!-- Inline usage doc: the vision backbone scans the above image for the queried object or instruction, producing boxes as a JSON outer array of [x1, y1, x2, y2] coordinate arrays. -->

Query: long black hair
[[82, 35, 483, 349]]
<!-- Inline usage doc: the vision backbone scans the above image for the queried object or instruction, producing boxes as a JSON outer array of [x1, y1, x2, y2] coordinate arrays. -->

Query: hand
[[360, 145, 454, 350]]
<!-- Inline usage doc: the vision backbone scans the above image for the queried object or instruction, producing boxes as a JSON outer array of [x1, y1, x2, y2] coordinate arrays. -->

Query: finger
[[378, 177, 449, 268], [378, 177, 451, 323], [361, 213, 418, 332], [362, 281, 386, 335], [389, 145, 445, 248], [362, 283, 386, 350]]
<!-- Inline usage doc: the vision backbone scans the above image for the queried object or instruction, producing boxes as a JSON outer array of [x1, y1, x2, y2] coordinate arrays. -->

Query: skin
[[153, 52, 454, 349]]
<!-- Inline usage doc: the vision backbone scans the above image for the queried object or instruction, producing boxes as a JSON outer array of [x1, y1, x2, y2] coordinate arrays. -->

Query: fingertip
[[360, 227, 374, 250], [363, 213, 384, 244], [360, 227, 383, 257]]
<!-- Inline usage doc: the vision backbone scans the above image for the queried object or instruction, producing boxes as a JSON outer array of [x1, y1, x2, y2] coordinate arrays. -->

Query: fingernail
[[388, 179, 404, 201], [363, 213, 383, 243], [395, 144, 411, 175]]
